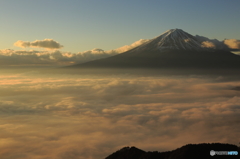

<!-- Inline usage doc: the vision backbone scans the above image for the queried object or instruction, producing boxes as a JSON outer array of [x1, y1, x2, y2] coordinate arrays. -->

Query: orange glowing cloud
[[224, 39, 240, 50], [14, 39, 63, 50]]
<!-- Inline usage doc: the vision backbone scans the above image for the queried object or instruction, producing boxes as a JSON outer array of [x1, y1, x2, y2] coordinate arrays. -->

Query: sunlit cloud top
[[224, 39, 240, 50], [0, 39, 149, 66], [14, 39, 63, 50]]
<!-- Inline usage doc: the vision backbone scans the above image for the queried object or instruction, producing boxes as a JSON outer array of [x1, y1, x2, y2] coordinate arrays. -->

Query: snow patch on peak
[[155, 29, 205, 51]]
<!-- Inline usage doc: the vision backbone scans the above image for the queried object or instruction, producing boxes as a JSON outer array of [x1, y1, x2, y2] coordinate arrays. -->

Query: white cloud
[[195, 35, 228, 50], [195, 35, 240, 51], [201, 41, 216, 48], [0, 39, 150, 66], [106, 39, 150, 53], [0, 49, 118, 66], [14, 39, 63, 50], [224, 39, 240, 49]]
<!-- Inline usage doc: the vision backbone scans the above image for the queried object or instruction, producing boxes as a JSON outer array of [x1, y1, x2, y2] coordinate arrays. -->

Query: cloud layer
[[14, 39, 63, 50], [195, 35, 240, 50], [0, 49, 117, 66], [0, 72, 240, 159], [0, 39, 149, 66]]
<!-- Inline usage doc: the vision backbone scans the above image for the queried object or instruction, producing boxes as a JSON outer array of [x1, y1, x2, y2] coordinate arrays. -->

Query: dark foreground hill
[[105, 143, 240, 159]]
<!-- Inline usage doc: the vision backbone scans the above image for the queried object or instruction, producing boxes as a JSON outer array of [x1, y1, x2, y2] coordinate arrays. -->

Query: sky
[[1, 0, 240, 53]]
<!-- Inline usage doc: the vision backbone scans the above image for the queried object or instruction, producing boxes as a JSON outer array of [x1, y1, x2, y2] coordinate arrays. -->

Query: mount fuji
[[69, 29, 240, 69]]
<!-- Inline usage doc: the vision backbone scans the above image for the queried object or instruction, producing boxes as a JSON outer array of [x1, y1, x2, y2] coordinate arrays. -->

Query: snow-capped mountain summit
[[129, 28, 206, 53], [156, 29, 204, 50], [69, 29, 240, 69]]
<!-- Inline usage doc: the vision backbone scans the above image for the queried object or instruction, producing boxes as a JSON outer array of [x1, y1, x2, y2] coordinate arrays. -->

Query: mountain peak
[[69, 28, 240, 70], [166, 28, 183, 33], [154, 28, 204, 51], [158, 28, 190, 38]]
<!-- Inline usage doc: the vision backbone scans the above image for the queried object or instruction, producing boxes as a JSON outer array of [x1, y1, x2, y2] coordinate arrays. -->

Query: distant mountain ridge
[[68, 29, 240, 69], [105, 143, 240, 159]]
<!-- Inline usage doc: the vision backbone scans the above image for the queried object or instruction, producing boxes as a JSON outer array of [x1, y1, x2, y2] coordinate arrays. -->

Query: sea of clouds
[[0, 71, 240, 159]]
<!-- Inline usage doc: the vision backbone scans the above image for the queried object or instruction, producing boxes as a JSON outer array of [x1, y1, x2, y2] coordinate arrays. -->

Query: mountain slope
[[69, 29, 240, 69], [105, 143, 240, 159]]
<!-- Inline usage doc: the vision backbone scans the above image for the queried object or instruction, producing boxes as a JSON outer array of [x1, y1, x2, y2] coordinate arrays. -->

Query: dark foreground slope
[[105, 143, 240, 159]]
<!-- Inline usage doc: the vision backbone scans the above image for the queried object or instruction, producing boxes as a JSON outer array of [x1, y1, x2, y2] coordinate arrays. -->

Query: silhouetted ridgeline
[[105, 143, 240, 159]]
